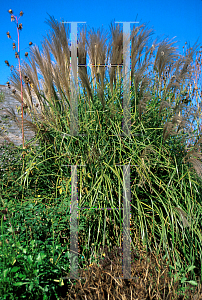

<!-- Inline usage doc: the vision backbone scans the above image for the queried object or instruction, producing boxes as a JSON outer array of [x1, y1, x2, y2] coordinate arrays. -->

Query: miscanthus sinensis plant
[[0, 11, 202, 300]]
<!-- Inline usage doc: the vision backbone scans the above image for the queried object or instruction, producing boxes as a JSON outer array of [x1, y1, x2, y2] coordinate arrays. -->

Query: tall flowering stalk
[[5, 9, 33, 161]]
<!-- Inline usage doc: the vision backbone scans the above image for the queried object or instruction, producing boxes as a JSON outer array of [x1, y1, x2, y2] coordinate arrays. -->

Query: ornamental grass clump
[[0, 11, 202, 299]]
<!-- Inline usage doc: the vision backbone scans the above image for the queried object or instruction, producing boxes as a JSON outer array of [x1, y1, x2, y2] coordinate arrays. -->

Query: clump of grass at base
[[0, 11, 202, 300]]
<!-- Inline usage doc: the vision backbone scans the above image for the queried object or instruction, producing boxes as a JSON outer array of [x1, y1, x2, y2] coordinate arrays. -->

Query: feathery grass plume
[[85, 26, 109, 109], [42, 14, 72, 102], [107, 21, 124, 97], [153, 37, 179, 84], [77, 25, 94, 106], [151, 37, 201, 142], [130, 22, 160, 91], [182, 136, 202, 179]]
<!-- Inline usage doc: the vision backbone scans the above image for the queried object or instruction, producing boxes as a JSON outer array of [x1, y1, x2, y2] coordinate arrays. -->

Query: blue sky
[[0, 0, 202, 147]]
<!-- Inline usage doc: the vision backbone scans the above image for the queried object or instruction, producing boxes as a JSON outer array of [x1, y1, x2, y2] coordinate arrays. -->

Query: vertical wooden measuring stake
[[70, 23, 79, 136], [122, 22, 131, 138]]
